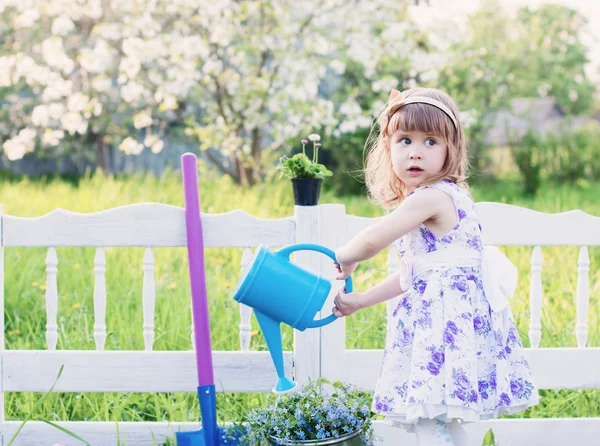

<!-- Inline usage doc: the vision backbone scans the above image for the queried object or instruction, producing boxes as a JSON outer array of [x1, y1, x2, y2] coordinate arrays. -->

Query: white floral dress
[[372, 180, 539, 427]]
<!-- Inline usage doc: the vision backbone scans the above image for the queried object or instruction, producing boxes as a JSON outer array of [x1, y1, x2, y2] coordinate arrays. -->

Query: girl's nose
[[409, 151, 423, 160]]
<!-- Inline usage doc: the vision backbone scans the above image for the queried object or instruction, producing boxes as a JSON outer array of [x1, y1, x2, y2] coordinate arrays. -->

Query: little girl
[[332, 88, 539, 445]]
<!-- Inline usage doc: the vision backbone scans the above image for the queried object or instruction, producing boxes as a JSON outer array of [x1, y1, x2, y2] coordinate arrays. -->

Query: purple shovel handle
[[182, 153, 214, 387]]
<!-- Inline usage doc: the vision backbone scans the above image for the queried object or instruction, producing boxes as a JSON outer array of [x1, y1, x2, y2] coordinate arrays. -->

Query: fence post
[[319, 204, 348, 384], [293, 205, 322, 385]]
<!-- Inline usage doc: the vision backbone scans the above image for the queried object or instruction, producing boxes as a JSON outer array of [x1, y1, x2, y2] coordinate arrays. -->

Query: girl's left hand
[[332, 287, 362, 317]]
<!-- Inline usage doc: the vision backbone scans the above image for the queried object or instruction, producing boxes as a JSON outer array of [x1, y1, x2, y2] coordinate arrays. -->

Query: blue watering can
[[232, 243, 353, 393]]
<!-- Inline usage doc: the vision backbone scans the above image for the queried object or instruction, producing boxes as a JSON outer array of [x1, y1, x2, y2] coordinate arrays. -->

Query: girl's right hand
[[333, 250, 359, 279], [332, 287, 362, 317]]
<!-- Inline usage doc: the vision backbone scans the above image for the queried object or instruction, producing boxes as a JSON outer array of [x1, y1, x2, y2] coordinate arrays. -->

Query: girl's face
[[389, 129, 448, 193]]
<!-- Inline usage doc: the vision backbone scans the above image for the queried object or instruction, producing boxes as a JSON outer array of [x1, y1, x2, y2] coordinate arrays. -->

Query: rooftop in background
[[484, 97, 600, 146]]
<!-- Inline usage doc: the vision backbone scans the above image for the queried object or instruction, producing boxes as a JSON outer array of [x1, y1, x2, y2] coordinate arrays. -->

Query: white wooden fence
[[1, 202, 600, 446]]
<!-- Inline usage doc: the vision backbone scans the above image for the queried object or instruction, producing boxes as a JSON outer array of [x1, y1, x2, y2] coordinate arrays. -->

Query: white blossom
[[61, 112, 88, 135], [150, 139, 164, 154], [14, 9, 40, 29], [2, 128, 37, 160], [119, 58, 141, 79], [67, 93, 89, 113], [119, 137, 144, 155], [52, 16, 75, 36], [48, 103, 67, 120], [42, 129, 65, 146], [121, 81, 146, 104], [133, 111, 153, 129], [31, 105, 50, 127]]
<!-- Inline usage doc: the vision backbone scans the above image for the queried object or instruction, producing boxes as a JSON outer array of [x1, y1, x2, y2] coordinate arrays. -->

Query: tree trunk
[[95, 135, 109, 176]]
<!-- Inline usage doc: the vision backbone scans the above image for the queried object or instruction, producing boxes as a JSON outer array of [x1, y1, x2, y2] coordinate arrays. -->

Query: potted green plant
[[227, 379, 375, 446], [276, 134, 333, 206]]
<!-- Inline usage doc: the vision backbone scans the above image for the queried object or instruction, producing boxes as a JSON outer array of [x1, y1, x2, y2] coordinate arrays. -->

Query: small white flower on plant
[[308, 134, 320, 142]]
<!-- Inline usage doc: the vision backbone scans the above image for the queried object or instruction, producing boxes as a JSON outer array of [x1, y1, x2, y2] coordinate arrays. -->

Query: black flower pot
[[291, 178, 323, 206]]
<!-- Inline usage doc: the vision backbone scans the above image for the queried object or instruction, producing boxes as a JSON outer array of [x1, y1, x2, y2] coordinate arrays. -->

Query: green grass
[[1, 166, 600, 443]]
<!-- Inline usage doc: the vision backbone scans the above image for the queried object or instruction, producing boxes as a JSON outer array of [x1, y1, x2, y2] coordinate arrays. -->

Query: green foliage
[[510, 131, 543, 196], [324, 127, 371, 196], [8, 365, 91, 446], [276, 153, 333, 180], [481, 428, 496, 446], [510, 124, 600, 195], [276, 137, 333, 180]]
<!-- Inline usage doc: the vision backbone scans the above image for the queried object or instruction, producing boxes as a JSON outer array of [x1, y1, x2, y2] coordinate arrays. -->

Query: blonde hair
[[364, 87, 469, 208]]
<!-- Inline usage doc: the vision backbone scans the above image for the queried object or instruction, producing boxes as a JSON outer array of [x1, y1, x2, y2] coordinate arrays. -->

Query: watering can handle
[[277, 243, 353, 328]]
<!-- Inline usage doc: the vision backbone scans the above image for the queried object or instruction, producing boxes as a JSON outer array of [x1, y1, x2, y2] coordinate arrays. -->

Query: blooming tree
[[0, 0, 423, 184]]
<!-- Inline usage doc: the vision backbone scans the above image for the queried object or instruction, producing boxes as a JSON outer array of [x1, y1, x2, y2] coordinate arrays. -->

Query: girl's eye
[[425, 138, 436, 147], [400, 138, 411, 145]]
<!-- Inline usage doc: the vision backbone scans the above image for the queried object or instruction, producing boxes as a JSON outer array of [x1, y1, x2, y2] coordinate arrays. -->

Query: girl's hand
[[333, 287, 362, 317], [334, 250, 359, 280]]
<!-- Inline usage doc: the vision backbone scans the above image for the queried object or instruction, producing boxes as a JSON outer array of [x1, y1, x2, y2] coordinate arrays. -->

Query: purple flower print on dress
[[395, 327, 413, 348], [498, 393, 512, 407], [444, 321, 459, 346], [478, 380, 489, 400], [427, 362, 441, 376], [473, 315, 486, 333], [452, 278, 468, 292], [446, 321, 459, 334], [508, 323, 522, 346], [497, 347, 507, 360], [468, 390, 478, 403], [510, 378, 533, 399], [412, 380, 424, 389], [416, 280, 427, 295], [454, 388, 466, 401], [458, 209, 467, 220], [393, 296, 411, 317], [466, 233, 483, 251], [394, 382, 408, 399], [489, 371, 497, 389], [455, 371, 471, 390], [374, 395, 394, 412], [432, 351, 445, 365], [441, 235, 453, 243], [420, 227, 437, 252], [417, 310, 433, 329]]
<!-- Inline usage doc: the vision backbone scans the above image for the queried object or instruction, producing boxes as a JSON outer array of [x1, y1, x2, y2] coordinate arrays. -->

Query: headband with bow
[[379, 89, 458, 133]]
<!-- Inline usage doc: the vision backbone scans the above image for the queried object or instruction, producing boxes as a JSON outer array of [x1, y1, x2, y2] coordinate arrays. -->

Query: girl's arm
[[359, 271, 404, 308], [333, 271, 403, 316], [336, 187, 445, 265]]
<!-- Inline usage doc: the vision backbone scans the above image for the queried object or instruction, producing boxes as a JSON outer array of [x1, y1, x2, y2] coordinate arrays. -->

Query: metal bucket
[[268, 430, 364, 446]]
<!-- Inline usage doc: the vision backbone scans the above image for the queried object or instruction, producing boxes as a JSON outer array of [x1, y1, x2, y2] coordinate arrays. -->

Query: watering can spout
[[254, 310, 297, 393]]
